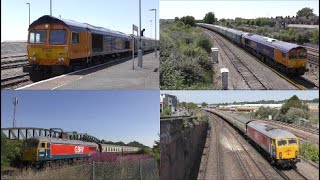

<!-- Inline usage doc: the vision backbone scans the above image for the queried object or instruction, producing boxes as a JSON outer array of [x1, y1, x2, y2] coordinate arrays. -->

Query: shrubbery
[[160, 22, 214, 89], [1, 132, 22, 167], [252, 95, 311, 124], [300, 141, 319, 162]]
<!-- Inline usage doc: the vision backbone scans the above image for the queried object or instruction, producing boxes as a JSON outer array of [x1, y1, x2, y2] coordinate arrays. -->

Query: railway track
[[265, 119, 319, 135], [209, 31, 268, 90], [208, 111, 317, 180], [202, 28, 318, 90], [273, 167, 308, 180], [1, 74, 31, 89]]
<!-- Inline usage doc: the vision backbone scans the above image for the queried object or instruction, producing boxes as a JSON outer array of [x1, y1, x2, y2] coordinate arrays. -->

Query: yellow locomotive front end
[[275, 138, 300, 167], [24, 23, 71, 81], [27, 24, 70, 66], [20, 138, 39, 162]]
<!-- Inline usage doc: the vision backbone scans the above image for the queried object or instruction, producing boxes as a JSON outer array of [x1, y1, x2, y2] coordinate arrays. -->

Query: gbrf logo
[[75, 146, 84, 153]]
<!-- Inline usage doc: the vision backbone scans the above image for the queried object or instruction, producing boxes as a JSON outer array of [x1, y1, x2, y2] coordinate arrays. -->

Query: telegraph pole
[[12, 97, 18, 128]]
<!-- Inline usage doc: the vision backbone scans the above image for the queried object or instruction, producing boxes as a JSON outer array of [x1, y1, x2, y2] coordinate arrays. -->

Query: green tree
[[1, 132, 22, 167], [280, 95, 308, 114], [174, 17, 180, 22], [296, 7, 315, 17], [286, 107, 310, 122], [253, 107, 279, 119], [181, 16, 196, 27], [163, 107, 171, 116], [186, 102, 198, 110], [179, 102, 187, 108], [201, 102, 208, 107], [203, 12, 216, 24], [219, 18, 226, 23]]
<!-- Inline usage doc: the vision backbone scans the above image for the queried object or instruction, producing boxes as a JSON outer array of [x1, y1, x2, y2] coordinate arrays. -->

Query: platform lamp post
[[149, 8, 157, 58], [138, 0, 143, 68], [50, 0, 52, 16], [26, 3, 30, 26]]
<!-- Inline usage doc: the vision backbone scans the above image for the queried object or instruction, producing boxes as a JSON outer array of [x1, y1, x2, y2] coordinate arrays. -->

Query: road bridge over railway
[[1, 127, 101, 143]]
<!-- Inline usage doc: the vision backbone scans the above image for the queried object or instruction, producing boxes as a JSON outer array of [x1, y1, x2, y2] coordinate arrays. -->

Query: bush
[[300, 142, 319, 162], [160, 22, 215, 89], [1, 132, 22, 167], [253, 107, 279, 119], [196, 36, 212, 53], [286, 107, 310, 122]]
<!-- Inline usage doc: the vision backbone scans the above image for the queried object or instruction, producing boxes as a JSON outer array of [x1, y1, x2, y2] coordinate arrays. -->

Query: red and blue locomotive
[[20, 136, 98, 167]]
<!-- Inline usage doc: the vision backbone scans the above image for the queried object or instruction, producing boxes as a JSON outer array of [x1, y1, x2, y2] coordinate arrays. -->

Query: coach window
[[125, 40, 130, 49], [72, 32, 80, 44]]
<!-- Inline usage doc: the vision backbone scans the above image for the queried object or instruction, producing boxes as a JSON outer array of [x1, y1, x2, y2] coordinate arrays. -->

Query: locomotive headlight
[[279, 152, 282, 159], [31, 56, 37, 61], [58, 57, 65, 61]]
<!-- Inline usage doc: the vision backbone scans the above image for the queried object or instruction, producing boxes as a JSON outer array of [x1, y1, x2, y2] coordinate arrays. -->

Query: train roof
[[213, 25, 228, 31], [243, 33, 303, 53], [247, 121, 297, 139], [222, 111, 252, 124], [26, 136, 97, 146], [29, 15, 129, 38], [100, 143, 140, 149], [226, 28, 245, 36]]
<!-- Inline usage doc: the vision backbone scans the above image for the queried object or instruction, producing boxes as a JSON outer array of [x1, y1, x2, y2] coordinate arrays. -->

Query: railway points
[[16, 52, 159, 90]]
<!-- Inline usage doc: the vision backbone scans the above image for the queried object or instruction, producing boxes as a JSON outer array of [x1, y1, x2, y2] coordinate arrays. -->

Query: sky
[[1, 90, 160, 148], [1, 0, 159, 42], [161, 90, 319, 104], [160, 0, 319, 20]]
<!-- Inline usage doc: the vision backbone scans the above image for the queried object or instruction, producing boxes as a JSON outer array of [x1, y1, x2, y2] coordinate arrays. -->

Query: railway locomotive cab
[[20, 137, 98, 168], [196, 23, 307, 76], [246, 121, 300, 168], [23, 15, 132, 82], [242, 34, 307, 75]]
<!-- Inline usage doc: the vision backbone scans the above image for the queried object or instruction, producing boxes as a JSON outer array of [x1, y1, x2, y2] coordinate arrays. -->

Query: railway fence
[[7, 158, 159, 180]]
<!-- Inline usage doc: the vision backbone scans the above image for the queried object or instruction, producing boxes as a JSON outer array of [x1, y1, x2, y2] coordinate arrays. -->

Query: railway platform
[[17, 52, 159, 90]]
